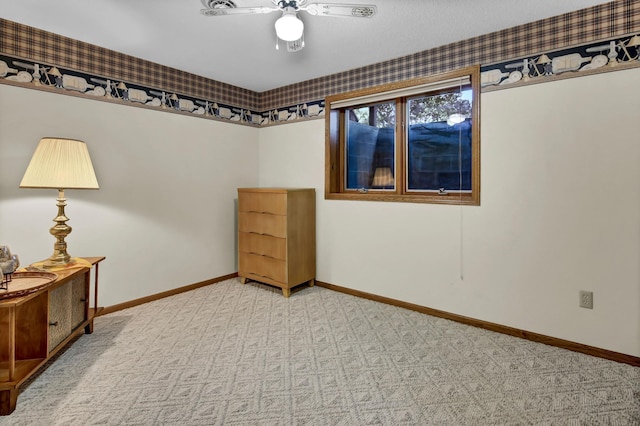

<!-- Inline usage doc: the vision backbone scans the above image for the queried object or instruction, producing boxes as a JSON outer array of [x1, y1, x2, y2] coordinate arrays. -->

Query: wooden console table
[[0, 256, 104, 415]]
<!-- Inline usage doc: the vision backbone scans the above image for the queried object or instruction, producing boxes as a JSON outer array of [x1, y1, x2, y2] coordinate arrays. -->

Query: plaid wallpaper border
[[261, 0, 640, 110], [0, 18, 259, 110], [2, 0, 640, 125]]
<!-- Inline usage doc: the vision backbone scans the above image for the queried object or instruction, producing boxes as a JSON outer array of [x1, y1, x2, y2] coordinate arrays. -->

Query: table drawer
[[239, 212, 287, 238], [239, 253, 286, 283], [239, 232, 286, 260], [239, 192, 287, 215]]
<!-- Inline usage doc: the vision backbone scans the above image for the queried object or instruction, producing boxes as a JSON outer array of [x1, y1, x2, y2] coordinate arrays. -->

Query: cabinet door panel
[[239, 212, 287, 238], [70, 276, 86, 330], [48, 283, 72, 352], [0, 309, 10, 363], [15, 292, 48, 360], [239, 232, 286, 260], [239, 253, 286, 283]]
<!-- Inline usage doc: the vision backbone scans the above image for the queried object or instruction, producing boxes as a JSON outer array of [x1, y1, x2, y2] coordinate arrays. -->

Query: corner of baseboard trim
[[315, 280, 640, 367], [99, 273, 238, 316]]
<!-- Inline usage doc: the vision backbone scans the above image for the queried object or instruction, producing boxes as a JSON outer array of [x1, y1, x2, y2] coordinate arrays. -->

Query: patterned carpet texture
[[3, 278, 639, 425]]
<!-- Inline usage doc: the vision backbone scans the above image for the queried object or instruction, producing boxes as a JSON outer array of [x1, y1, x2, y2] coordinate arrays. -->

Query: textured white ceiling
[[0, 0, 610, 92]]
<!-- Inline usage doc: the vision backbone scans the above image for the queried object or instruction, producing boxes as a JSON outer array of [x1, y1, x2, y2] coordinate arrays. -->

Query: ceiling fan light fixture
[[275, 9, 304, 42]]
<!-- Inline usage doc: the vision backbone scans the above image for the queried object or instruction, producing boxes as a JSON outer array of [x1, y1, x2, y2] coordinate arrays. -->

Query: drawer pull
[[248, 231, 277, 237], [49, 321, 59, 327], [248, 252, 276, 259], [80, 298, 87, 302], [247, 210, 276, 215], [250, 272, 275, 281]]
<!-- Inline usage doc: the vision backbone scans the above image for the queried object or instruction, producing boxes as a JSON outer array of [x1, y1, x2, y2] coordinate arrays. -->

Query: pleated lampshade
[[20, 137, 99, 190]]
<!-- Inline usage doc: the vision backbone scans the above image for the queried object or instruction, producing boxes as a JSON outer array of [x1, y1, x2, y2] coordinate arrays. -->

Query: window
[[325, 66, 480, 205]]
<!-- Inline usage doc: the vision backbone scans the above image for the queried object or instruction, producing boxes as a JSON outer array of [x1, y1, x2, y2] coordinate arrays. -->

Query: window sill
[[324, 191, 480, 205]]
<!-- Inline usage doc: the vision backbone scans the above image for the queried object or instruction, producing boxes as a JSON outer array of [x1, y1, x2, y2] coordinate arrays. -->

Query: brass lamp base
[[42, 253, 73, 269], [42, 190, 74, 269]]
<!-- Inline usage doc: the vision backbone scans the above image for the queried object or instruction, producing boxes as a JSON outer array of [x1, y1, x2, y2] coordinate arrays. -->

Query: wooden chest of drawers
[[238, 188, 315, 297]]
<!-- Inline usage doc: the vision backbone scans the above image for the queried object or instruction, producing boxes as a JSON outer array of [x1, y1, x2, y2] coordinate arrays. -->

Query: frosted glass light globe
[[275, 13, 303, 41]]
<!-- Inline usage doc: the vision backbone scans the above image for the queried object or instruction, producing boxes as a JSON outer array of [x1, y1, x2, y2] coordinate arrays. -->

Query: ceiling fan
[[200, 0, 377, 52]]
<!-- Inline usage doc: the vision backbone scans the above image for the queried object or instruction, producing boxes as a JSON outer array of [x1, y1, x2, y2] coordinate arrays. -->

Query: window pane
[[345, 102, 396, 190], [326, 65, 480, 204], [406, 89, 472, 192]]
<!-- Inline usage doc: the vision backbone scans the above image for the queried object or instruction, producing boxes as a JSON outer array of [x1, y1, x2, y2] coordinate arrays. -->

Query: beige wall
[[258, 68, 640, 357], [0, 84, 259, 306], [1, 67, 638, 358]]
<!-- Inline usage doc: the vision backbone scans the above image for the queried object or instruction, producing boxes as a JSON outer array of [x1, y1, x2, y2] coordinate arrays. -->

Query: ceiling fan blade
[[200, 6, 278, 16], [302, 3, 377, 17]]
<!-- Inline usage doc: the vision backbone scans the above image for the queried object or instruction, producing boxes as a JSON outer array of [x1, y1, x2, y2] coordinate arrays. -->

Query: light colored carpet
[[3, 278, 639, 425]]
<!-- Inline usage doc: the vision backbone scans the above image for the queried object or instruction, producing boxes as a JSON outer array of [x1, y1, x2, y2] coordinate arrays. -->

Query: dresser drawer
[[239, 232, 286, 260], [239, 192, 287, 215], [239, 212, 287, 238], [239, 253, 287, 283]]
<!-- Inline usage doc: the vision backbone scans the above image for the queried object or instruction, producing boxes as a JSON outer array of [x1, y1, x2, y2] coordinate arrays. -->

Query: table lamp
[[19, 137, 99, 268]]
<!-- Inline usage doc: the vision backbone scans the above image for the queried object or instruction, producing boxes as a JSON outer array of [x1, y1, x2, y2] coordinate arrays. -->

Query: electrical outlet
[[579, 290, 593, 309]]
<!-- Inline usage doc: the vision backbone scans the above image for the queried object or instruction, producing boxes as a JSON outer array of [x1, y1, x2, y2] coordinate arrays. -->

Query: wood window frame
[[325, 65, 481, 205]]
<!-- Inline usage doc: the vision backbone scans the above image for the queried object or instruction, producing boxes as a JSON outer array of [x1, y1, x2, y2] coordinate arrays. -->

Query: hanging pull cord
[[458, 77, 464, 281]]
